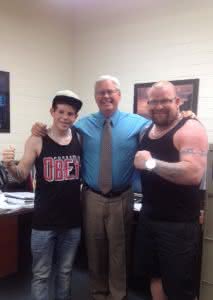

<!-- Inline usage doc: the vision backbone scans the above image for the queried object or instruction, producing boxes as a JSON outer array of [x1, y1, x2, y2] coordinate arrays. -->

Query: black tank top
[[139, 117, 200, 222], [33, 127, 81, 230]]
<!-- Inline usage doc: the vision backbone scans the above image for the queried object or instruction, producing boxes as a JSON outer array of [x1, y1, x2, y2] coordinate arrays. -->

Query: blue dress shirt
[[75, 110, 150, 191]]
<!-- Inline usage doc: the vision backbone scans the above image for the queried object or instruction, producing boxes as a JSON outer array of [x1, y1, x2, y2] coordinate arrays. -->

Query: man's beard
[[151, 110, 179, 127]]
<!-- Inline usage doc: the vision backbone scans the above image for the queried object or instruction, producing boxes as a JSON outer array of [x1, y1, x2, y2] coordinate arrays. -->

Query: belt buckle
[[103, 191, 112, 198], [107, 191, 114, 197], [105, 190, 120, 198]]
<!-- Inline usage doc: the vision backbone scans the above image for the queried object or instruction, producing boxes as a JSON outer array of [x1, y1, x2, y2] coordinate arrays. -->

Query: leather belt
[[83, 184, 130, 198]]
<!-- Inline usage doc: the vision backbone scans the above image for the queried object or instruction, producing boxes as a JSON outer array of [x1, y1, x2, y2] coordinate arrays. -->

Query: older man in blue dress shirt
[[75, 76, 149, 300]]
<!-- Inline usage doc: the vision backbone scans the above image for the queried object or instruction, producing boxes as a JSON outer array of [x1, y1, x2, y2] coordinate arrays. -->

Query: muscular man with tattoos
[[134, 81, 208, 300]]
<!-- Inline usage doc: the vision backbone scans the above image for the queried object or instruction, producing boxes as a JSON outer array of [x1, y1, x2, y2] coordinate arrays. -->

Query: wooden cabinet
[[0, 215, 18, 277], [0, 210, 32, 278], [200, 145, 213, 300]]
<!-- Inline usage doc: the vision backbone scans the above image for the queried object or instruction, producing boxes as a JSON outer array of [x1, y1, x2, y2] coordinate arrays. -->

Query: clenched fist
[[134, 150, 152, 170], [2, 146, 16, 166]]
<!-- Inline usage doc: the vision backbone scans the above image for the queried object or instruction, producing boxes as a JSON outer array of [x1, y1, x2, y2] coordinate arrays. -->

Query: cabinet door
[[207, 147, 213, 197], [200, 282, 213, 300], [204, 196, 213, 239], [201, 239, 213, 284], [0, 215, 18, 277]]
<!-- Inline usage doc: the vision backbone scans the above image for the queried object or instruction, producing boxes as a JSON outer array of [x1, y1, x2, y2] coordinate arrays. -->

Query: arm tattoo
[[155, 161, 185, 181], [180, 148, 208, 157]]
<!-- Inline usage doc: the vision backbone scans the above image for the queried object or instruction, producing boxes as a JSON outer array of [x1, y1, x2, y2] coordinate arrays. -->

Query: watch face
[[145, 158, 156, 170]]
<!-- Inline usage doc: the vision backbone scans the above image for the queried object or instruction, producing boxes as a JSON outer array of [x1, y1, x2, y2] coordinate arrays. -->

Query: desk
[[0, 214, 17, 277], [0, 209, 33, 278]]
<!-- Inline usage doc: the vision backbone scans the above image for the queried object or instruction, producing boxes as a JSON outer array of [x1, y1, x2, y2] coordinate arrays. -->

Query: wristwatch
[[145, 158, 156, 171]]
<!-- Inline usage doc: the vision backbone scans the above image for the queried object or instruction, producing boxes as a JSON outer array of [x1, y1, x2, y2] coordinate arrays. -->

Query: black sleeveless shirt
[[139, 117, 200, 222], [32, 127, 81, 230]]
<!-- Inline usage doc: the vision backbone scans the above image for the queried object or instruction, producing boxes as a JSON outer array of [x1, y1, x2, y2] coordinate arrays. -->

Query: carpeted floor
[[0, 267, 150, 300]]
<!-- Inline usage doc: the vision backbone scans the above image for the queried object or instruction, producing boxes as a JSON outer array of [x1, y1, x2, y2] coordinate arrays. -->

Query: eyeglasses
[[147, 98, 176, 106], [96, 89, 119, 97]]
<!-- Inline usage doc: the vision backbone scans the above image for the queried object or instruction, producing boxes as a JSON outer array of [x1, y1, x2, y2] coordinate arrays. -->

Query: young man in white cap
[[2, 90, 82, 300]]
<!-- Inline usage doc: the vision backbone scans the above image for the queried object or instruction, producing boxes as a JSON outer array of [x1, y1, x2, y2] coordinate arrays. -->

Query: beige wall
[[0, 2, 74, 158], [72, 1, 213, 143], [1, 1, 213, 157]]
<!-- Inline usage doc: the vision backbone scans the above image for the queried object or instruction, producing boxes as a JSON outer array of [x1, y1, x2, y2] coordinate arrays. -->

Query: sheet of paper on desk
[[134, 203, 142, 211], [4, 192, 35, 200], [5, 198, 34, 205], [0, 193, 24, 212], [0, 193, 34, 214]]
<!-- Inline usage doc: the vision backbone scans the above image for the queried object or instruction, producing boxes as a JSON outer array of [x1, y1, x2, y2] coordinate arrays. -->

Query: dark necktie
[[99, 119, 112, 194]]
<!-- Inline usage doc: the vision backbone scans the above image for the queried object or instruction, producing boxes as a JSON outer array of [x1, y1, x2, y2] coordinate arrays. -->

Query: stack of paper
[[0, 193, 33, 214], [4, 192, 34, 205]]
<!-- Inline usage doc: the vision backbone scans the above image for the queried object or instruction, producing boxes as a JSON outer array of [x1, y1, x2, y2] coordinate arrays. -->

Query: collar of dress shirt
[[97, 109, 120, 127]]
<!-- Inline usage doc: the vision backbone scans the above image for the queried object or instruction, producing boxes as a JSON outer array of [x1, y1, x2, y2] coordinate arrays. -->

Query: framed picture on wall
[[0, 71, 10, 133], [134, 79, 199, 118]]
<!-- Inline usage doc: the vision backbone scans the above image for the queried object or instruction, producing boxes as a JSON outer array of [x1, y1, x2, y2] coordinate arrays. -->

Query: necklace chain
[[150, 115, 182, 139]]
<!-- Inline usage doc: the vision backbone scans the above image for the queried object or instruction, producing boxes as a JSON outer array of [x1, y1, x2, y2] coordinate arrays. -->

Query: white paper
[[4, 192, 35, 200], [134, 203, 142, 211], [0, 192, 34, 214]]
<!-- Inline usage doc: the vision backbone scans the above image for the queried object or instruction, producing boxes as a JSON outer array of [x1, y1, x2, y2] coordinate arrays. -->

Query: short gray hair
[[95, 75, 121, 90]]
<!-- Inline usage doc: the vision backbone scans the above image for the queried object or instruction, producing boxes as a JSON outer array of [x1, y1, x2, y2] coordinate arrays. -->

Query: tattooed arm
[[2, 136, 42, 182], [134, 119, 208, 185]]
